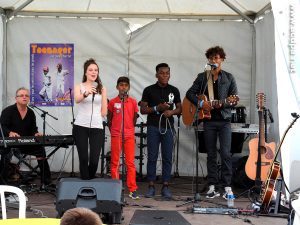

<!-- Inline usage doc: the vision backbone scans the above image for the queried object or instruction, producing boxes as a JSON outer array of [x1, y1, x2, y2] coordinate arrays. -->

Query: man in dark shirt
[[0, 87, 52, 186], [140, 63, 182, 199], [186, 46, 238, 199]]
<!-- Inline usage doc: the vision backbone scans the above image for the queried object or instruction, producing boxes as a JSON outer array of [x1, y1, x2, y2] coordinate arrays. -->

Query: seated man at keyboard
[[0, 87, 52, 187]]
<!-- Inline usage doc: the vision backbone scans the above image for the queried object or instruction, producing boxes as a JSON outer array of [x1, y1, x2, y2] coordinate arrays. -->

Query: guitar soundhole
[[265, 146, 274, 160]]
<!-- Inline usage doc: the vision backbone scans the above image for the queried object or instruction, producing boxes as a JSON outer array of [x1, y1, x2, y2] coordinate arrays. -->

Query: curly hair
[[205, 46, 226, 59]]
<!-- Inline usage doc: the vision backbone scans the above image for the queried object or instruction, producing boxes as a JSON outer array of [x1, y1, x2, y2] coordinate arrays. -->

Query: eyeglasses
[[16, 94, 30, 97]]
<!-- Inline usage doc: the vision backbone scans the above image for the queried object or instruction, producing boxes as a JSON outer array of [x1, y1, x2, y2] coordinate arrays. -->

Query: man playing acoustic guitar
[[186, 46, 238, 199]]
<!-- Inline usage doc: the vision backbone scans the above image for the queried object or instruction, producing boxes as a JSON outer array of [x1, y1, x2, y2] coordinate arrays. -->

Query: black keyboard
[[0, 135, 74, 147]]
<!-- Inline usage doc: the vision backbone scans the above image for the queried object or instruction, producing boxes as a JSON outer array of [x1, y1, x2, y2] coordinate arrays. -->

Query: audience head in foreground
[[60, 207, 103, 225]]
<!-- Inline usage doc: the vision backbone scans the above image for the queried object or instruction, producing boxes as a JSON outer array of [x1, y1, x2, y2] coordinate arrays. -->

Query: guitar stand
[[262, 178, 290, 217], [236, 184, 261, 201]]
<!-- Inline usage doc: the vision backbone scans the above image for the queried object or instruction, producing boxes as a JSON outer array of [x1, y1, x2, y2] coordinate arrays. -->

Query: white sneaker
[[206, 185, 220, 198], [5, 194, 28, 203], [223, 186, 234, 200]]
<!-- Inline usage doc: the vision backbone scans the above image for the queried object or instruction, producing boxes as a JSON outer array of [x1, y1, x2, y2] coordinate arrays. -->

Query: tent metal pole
[[0, 13, 7, 108], [256, 3, 272, 19], [8, 0, 34, 19], [16, 11, 243, 21], [220, 0, 254, 24]]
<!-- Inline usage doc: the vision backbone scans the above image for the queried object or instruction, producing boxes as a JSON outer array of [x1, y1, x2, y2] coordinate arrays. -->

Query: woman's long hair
[[82, 58, 102, 94]]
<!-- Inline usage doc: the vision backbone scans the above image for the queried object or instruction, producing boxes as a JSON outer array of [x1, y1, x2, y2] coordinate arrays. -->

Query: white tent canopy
[[1, 0, 299, 193], [1, 0, 270, 18]]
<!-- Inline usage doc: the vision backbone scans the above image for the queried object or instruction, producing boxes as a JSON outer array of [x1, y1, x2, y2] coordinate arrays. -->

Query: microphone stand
[[174, 114, 181, 178], [263, 108, 269, 142], [120, 92, 126, 205], [0, 122, 8, 184], [0, 123, 7, 149], [30, 105, 58, 189], [177, 66, 212, 208], [69, 88, 76, 177], [176, 100, 202, 207]]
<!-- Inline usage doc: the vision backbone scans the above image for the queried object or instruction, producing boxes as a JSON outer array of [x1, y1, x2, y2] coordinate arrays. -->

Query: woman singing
[[73, 58, 107, 179]]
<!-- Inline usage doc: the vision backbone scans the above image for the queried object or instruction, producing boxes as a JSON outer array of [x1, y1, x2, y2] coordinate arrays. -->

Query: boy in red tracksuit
[[107, 76, 139, 199]]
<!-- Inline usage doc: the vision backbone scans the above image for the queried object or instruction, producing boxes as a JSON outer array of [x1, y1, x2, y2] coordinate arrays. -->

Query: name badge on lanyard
[[114, 103, 121, 114]]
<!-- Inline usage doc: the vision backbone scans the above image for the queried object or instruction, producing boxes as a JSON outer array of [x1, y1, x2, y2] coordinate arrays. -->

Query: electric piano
[[0, 135, 74, 148], [196, 123, 259, 134]]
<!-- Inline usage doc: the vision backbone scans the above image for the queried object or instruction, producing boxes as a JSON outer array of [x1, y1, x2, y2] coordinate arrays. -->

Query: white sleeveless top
[[74, 83, 103, 129]]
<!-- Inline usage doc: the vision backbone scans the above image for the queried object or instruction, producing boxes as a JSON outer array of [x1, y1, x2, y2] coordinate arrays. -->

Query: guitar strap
[[206, 70, 214, 100]]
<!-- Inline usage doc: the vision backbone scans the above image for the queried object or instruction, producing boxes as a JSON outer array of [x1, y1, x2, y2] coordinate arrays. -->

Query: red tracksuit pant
[[110, 135, 138, 192]]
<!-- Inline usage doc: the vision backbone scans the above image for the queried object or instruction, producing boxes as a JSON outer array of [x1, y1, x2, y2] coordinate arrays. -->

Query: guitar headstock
[[227, 95, 239, 106], [256, 93, 266, 111]]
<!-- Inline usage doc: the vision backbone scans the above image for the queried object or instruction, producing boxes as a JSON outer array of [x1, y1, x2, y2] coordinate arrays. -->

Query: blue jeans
[[203, 121, 232, 187], [146, 126, 174, 183]]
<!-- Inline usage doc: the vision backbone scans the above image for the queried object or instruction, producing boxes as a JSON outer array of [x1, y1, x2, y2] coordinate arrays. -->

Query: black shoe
[[145, 186, 155, 198], [161, 186, 172, 199], [40, 183, 56, 192]]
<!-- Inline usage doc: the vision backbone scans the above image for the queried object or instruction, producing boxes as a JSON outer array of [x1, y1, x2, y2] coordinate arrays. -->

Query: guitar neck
[[258, 110, 266, 146], [209, 99, 227, 105]]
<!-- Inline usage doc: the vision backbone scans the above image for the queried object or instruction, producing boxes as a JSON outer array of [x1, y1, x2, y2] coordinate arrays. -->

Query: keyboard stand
[[30, 141, 70, 173]]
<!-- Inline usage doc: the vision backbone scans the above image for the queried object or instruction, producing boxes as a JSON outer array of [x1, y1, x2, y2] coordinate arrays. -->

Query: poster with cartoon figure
[[30, 43, 74, 106]]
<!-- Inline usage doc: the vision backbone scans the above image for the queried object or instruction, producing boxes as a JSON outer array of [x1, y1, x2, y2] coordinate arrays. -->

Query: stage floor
[[4, 174, 288, 225]]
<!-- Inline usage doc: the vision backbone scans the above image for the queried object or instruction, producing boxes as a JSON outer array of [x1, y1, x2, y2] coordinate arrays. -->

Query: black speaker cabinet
[[55, 177, 122, 224]]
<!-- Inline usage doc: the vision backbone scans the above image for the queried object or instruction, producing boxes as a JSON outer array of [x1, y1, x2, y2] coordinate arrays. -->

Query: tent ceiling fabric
[[1, 0, 270, 18]]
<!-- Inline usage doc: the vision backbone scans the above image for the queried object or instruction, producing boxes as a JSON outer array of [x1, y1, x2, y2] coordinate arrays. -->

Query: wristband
[[199, 100, 204, 108]]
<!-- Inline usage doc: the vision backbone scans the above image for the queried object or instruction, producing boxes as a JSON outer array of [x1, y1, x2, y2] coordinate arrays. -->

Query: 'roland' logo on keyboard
[[18, 138, 35, 143]]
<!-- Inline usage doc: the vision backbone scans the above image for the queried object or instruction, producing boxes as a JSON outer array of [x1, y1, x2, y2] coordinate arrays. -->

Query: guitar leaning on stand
[[260, 113, 299, 211], [245, 93, 276, 184]]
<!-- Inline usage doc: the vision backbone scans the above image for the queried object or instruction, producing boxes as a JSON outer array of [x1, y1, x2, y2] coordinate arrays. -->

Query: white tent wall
[[129, 20, 254, 176], [2, 15, 276, 176], [0, 15, 3, 111], [271, 0, 300, 193], [254, 12, 278, 141], [6, 17, 130, 172]]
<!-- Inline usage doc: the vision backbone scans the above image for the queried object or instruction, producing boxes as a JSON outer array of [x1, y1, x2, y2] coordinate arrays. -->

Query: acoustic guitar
[[261, 113, 299, 210], [182, 95, 239, 126], [245, 93, 276, 182]]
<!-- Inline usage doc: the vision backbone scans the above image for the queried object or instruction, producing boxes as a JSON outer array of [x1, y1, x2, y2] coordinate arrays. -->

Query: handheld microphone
[[291, 112, 300, 118], [120, 90, 128, 99], [92, 81, 98, 101], [206, 63, 219, 69]]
